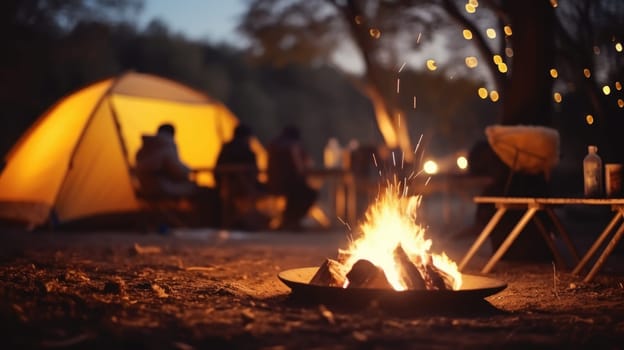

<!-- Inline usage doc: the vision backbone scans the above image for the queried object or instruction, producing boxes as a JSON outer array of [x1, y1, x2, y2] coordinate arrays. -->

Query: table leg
[[482, 207, 538, 273], [459, 207, 507, 271], [584, 220, 624, 283], [545, 207, 580, 263], [572, 210, 623, 276], [335, 178, 345, 221]]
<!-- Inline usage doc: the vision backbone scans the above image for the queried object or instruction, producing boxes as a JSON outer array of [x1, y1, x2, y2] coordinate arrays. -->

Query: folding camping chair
[[129, 168, 196, 231]]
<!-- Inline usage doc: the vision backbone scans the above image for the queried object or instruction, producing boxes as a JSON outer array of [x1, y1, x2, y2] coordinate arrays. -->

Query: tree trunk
[[501, 0, 555, 126]]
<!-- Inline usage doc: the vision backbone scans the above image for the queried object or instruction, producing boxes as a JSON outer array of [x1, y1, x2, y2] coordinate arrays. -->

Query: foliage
[[0, 0, 493, 166]]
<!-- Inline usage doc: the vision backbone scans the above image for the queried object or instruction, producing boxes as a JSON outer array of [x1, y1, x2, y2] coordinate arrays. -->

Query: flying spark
[[414, 134, 423, 154], [398, 62, 406, 73]]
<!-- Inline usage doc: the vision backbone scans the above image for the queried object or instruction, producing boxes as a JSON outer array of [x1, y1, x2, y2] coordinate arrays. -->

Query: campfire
[[309, 182, 462, 292]]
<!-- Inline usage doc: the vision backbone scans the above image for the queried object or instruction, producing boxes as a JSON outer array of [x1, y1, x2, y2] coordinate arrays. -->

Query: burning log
[[345, 259, 393, 289], [393, 244, 426, 290], [336, 248, 352, 265], [309, 258, 348, 287], [424, 256, 453, 290]]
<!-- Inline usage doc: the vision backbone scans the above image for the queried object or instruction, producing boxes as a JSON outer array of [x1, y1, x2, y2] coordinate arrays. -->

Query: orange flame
[[341, 183, 462, 291], [364, 85, 414, 163]]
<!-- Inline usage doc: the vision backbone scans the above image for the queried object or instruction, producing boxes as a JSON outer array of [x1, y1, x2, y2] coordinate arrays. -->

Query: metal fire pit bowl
[[278, 267, 507, 308]]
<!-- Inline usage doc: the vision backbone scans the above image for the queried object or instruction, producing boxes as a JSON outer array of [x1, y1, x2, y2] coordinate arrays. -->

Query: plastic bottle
[[583, 145, 603, 197], [323, 138, 342, 169]]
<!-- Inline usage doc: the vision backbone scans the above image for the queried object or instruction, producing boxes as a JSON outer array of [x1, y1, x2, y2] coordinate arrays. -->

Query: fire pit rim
[[278, 266, 507, 299]]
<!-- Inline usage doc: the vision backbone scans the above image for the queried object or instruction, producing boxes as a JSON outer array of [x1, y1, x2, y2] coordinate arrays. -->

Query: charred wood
[[309, 258, 348, 287], [345, 259, 393, 289], [424, 256, 453, 290], [393, 244, 426, 290]]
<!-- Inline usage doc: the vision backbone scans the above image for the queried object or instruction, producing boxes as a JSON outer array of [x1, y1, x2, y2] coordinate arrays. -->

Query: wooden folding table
[[458, 197, 624, 282]]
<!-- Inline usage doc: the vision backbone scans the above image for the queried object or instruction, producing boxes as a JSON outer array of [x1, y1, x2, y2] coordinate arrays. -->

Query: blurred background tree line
[[1, 0, 622, 176]]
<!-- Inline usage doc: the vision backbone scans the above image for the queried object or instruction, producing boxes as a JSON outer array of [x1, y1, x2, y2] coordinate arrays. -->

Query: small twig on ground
[[552, 261, 560, 299], [185, 266, 216, 272]]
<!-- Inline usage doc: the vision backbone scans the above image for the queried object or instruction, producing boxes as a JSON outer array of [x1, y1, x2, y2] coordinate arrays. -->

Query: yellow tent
[[0, 72, 266, 227]]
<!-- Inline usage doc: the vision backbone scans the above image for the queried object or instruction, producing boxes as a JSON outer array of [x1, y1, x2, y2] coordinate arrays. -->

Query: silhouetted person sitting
[[267, 125, 318, 231], [215, 124, 269, 230], [135, 123, 219, 226]]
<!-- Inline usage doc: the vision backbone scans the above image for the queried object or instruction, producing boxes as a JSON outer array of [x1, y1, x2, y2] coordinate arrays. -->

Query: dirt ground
[[1, 226, 623, 350]]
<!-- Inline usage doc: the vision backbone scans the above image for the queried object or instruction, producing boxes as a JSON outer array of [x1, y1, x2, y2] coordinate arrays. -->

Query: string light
[[478, 87, 488, 99], [465, 56, 478, 68], [489, 90, 499, 102], [586, 114, 594, 125], [553, 92, 562, 103]]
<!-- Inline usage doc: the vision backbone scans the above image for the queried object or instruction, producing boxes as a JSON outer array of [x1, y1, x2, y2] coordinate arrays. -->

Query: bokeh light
[[553, 92, 562, 103], [423, 160, 439, 174], [456, 156, 468, 170], [489, 90, 500, 102], [465, 56, 478, 68], [586, 114, 594, 125], [478, 87, 488, 99], [369, 28, 381, 39], [426, 59, 437, 71]]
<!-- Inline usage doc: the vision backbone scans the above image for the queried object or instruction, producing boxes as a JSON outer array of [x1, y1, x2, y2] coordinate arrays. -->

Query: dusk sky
[[137, 0, 248, 45]]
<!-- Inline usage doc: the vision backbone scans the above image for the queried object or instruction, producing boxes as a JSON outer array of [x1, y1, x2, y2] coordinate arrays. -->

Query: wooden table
[[459, 196, 624, 282], [192, 166, 356, 229]]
